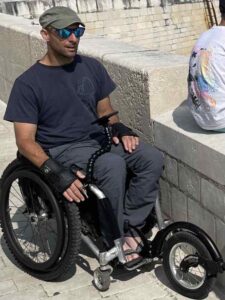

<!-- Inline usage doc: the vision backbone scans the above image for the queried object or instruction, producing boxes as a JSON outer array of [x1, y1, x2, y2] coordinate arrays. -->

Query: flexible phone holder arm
[[85, 111, 118, 184]]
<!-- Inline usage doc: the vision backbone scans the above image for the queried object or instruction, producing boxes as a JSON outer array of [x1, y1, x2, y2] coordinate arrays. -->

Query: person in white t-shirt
[[188, 0, 225, 132]]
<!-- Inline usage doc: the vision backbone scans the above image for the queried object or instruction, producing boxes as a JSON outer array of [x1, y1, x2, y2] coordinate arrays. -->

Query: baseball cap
[[220, 0, 225, 14], [39, 6, 85, 29]]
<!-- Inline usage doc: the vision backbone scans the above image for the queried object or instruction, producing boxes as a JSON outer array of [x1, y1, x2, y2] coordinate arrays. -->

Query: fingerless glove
[[111, 122, 138, 138], [40, 158, 77, 193]]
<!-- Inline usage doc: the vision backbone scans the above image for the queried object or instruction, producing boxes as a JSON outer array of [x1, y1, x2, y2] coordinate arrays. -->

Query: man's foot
[[123, 236, 142, 262]]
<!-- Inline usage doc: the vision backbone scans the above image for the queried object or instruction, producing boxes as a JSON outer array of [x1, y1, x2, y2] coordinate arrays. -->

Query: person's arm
[[14, 122, 48, 167], [96, 97, 139, 153], [96, 96, 119, 124], [14, 122, 85, 203]]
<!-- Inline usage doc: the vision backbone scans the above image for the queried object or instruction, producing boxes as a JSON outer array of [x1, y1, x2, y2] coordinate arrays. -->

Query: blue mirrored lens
[[74, 27, 85, 38], [56, 27, 85, 39], [58, 29, 71, 38]]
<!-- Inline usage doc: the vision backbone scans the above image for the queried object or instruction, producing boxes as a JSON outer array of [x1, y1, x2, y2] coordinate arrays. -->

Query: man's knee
[[94, 153, 127, 178], [138, 143, 164, 175]]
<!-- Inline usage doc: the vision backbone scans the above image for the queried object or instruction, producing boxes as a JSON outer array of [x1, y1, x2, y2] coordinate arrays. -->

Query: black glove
[[40, 158, 77, 194], [111, 122, 138, 139]]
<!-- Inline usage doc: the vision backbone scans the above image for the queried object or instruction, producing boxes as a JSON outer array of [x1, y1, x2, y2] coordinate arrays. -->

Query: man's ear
[[40, 28, 50, 42]]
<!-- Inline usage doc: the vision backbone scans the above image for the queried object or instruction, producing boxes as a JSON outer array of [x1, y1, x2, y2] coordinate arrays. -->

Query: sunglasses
[[54, 27, 85, 39]]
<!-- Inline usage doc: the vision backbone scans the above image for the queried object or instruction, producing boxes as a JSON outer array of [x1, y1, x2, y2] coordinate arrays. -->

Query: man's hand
[[113, 135, 139, 153], [63, 170, 86, 203]]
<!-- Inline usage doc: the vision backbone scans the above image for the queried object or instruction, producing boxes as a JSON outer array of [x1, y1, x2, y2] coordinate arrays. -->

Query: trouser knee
[[137, 143, 164, 176], [94, 153, 127, 185]]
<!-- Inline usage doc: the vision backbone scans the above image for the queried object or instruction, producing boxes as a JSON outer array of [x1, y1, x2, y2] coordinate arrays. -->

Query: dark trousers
[[49, 139, 164, 246]]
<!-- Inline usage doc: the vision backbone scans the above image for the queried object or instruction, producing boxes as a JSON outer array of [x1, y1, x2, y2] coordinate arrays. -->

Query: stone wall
[[0, 0, 221, 54]]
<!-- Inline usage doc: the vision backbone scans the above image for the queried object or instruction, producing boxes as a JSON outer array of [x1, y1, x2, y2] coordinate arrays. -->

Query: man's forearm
[[16, 139, 49, 168]]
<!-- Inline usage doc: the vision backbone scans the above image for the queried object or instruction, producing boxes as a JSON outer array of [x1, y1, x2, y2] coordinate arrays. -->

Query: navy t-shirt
[[4, 55, 116, 150]]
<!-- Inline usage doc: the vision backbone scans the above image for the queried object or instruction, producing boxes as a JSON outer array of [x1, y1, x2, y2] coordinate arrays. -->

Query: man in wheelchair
[[4, 6, 164, 268]]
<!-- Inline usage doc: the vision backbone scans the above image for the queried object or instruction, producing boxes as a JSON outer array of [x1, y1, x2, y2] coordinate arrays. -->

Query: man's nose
[[68, 32, 79, 42]]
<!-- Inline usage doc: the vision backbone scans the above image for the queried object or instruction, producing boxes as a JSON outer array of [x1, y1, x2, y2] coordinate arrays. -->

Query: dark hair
[[222, 13, 225, 20]]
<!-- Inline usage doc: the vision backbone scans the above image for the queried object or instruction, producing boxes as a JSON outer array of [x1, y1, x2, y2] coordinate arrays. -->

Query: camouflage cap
[[39, 6, 85, 29]]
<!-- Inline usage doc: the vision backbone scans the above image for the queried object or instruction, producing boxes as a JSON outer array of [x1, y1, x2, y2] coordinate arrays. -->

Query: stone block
[[164, 155, 178, 186], [201, 179, 225, 221], [0, 79, 13, 104], [215, 219, 225, 289], [8, 24, 34, 68], [216, 218, 225, 251], [0, 26, 10, 58], [96, 11, 109, 21], [85, 12, 98, 21], [154, 103, 225, 186], [159, 178, 172, 218], [47, 285, 101, 300], [112, 0, 125, 9], [97, 0, 113, 11], [148, 64, 188, 118], [42, 272, 93, 296], [100, 272, 155, 297], [101, 60, 153, 142], [178, 163, 200, 201], [0, 280, 17, 296], [0, 286, 46, 300], [171, 187, 187, 221], [5, 62, 25, 87], [0, 77, 7, 104], [139, 0, 149, 8], [7, 270, 44, 291], [115, 281, 169, 300], [76, 0, 88, 13], [0, 257, 5, 269], [188, 197, 216, 240], [29, 30, 47, 64]]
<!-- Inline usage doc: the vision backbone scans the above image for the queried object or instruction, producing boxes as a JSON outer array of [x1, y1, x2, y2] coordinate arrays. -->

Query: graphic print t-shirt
[[188, 26, 225, 130]]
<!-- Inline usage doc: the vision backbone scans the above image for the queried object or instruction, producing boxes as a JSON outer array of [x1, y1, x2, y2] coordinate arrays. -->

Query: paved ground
[[0, 100, 224, 300]]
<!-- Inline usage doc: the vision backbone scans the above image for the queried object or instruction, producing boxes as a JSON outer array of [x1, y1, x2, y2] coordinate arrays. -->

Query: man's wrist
[[40, 158, 77, 193], [111, 122, 138, 138]]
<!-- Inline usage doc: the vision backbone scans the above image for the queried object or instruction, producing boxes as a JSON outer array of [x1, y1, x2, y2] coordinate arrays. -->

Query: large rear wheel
[[0, 169, 81, 280]]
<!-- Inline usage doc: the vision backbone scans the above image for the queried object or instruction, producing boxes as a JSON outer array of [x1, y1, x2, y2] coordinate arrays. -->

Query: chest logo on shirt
[[77, 77, 95, 97]]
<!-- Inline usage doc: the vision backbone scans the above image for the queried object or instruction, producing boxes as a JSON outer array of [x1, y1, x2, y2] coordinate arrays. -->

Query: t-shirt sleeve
[[4, 79, 39, 124], [93, 60, 116, 101]]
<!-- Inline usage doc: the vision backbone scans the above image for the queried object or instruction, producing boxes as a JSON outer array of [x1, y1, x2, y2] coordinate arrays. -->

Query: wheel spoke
[[5, 174, 61, 265], [168, 240, 207, 290]]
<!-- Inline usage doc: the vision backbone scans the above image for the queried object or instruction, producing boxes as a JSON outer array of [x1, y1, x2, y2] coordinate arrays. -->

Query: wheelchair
[[0, 112, 225, 299]]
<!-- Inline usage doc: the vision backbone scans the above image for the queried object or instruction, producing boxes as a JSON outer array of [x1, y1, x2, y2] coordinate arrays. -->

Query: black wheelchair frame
[[0, 112, 224, 299]]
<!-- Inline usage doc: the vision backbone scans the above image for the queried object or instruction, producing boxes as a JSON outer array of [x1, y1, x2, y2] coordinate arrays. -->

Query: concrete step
[[153, 101, 225, 186]]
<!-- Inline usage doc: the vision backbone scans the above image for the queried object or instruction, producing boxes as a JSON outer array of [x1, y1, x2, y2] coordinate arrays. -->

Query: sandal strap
[[123, 249, 140, 256], [124, 257, 152, 271]]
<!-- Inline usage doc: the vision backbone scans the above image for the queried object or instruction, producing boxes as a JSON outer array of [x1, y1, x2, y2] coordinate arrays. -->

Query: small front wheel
[[93, 268, 111, 291], [163, 231, 215, 299]]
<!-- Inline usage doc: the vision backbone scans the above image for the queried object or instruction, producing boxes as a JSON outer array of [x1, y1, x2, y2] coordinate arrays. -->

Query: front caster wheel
[[93, 268, 111, 291], [163, 232, 215, 299]]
